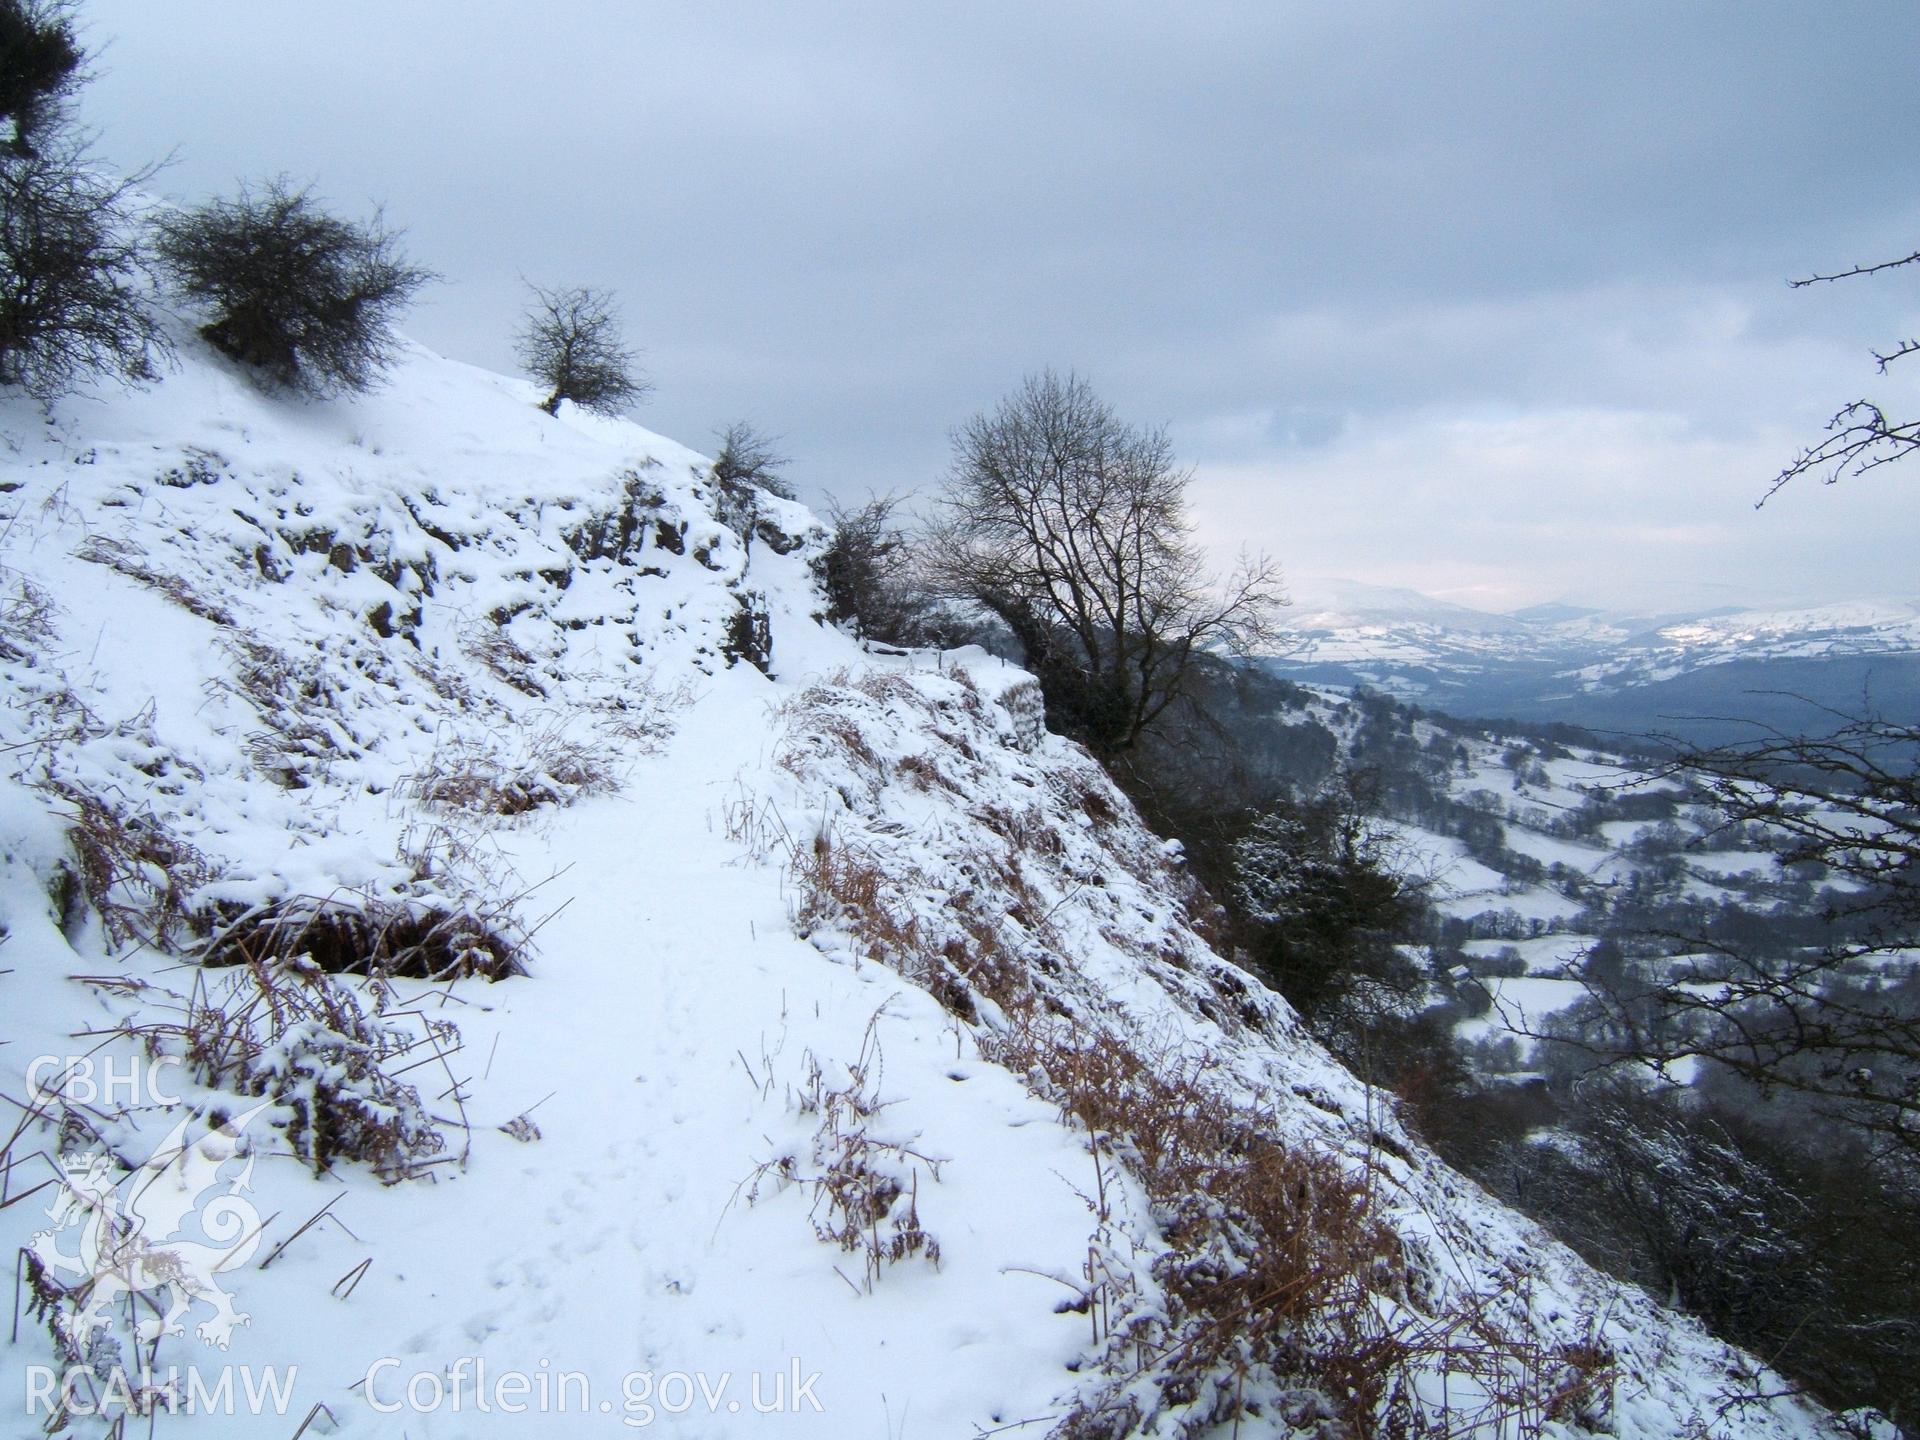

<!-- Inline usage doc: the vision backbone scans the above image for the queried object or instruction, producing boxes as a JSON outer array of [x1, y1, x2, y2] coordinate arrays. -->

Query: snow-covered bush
[[743, 1017, 942, 1291], [176, 958, 449, 1181]]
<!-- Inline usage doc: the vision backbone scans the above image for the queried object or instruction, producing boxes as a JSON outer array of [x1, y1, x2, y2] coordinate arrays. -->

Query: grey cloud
[[72, 0, 1920, 606]]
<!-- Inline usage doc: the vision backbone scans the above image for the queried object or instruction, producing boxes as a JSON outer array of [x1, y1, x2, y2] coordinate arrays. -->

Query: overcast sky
[[77, 1, 1920, 612]]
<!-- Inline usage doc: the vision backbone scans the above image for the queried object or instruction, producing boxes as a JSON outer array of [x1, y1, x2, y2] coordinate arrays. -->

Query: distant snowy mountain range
[[1270, 579, 1920, 740]]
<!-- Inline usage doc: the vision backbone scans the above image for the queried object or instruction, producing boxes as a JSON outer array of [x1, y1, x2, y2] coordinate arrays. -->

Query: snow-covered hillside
[[1289, 580, 1920, 676], [1277, 579, 1920, 740], [0, 341, 1850, 1437]]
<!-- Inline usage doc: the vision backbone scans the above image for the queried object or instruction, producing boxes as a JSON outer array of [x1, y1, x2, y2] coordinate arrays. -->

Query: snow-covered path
[[253, 671, 1107, 1437]]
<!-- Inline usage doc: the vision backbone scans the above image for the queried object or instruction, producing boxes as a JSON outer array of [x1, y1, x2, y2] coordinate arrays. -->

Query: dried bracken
[[742, 1013, 942, 1291], [200, 882, 523, 982]]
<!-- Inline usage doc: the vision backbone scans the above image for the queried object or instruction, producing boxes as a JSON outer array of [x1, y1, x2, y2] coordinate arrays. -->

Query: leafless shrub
[[75, 535, 233, 624], [0, 132, 169, 403], [742, 1013, 941, 1291], [710, 418, 794, 499], [813, 491, 922, 642], [516, 281, 649, 418], [51, 782, 211, 950], [153, 177, 434, 397], [156, 959, 449, 1180], [0, 569, 55, 659]]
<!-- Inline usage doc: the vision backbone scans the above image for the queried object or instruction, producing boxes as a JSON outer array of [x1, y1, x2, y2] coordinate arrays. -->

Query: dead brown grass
[[126, 959, 454, 1181], [896, 750, 954, 793], [404, 722, 617, 817], [75, 535, 234, 625], [52, 783, 213, 950], [987, 1011, 1601, 1438], [200, 891, 524, 982], [211, 635, 356, 788], [741, 1012, 942, 1291], [792, 829, 921, 956], [460, 621, 548, 697], [407, 651, 485, 711], [788, 824, 1038, 1023], [593, 672, 699, 754], [0, 570, 56, 660]]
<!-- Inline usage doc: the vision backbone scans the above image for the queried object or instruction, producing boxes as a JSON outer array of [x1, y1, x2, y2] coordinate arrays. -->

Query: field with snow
[[1247, 680, 1877, 1076]]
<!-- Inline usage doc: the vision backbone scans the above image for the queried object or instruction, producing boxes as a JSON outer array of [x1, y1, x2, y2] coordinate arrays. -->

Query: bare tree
[[0, 2, 165, 403], [816, 492, 913, 640], [0, 0, 82, 157], [1767, 249, 1920, 500], [710, 419, 792, 497], [704, 419, 794, 558], [0, 137, 166, 400], [1558, 250, 1920, 1164], [926, 370, 1283, 755], [515, 282, 648, 417], [1556, 710, 1920, 1164], [155, 178, 434, 395]]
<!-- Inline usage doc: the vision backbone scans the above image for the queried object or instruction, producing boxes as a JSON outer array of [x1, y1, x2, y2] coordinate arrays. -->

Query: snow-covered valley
[[1274, 580, 1920, 743]]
